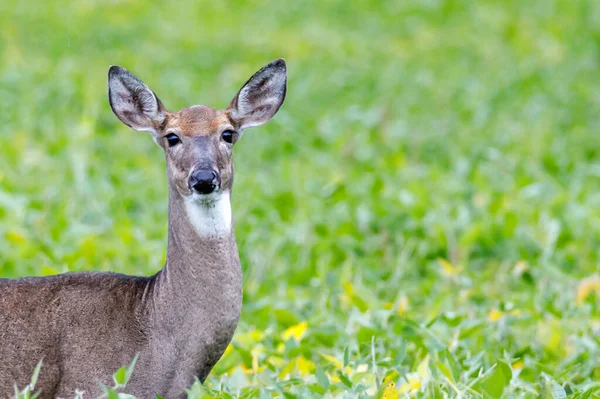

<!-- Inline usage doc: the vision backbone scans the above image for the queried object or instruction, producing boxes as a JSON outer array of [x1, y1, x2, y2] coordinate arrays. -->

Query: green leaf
[[124, 354, 139, 384], [436, 360, 455, 384], [441, 312, 465, 327], [458, 322, 484, 339], [273, 309, 300, 327], [113, 353, 138, 388], [338, 371, 353, 389], [539, 373, 567, 399], [315, 366, 329, 390], [29, 360, 43, 388], [445, 350, 461, 383], [343, 346, 349, 368], [105, 387, 120, 399], [569, 388, 593, 399], [478, 361, 512, 399], [185, 380, 211, 398], [307, 384, 326, 395], [113, 366, 127, 387]]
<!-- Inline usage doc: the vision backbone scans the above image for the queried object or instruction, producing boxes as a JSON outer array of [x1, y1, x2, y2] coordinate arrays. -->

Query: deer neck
[[150, 185, 242, 366]]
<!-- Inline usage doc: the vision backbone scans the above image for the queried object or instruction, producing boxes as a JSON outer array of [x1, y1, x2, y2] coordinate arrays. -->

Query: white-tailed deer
[[0, 59, 287, 398]]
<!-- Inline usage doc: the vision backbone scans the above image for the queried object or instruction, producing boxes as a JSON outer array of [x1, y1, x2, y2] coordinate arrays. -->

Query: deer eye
[[221, 130, 235, 144], [165, 133, 181, 147]]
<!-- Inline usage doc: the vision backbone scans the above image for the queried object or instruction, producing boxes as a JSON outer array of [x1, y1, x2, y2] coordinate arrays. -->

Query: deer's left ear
[[108, 66, 166, 135], [227, 59, 287, 130]]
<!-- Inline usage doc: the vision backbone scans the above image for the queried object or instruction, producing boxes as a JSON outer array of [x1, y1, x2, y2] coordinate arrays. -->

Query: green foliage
[[12, 361, 42, 399], [112, 354, 138, 388], [477, 361, 512, 399], [2, 0, 600, 398]]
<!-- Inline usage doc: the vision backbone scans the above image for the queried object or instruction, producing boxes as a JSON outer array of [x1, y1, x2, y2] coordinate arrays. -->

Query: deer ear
[[108, 66, 166, 134], [228, 59, 287, 130]]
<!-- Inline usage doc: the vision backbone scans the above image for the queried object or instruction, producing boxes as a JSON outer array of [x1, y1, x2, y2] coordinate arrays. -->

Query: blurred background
[[1, 0, 600, 397]]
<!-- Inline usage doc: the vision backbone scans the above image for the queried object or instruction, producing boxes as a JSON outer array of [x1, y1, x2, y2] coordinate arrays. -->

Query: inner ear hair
[[228, 59, 287, 130], [108, 66, 166, 133]]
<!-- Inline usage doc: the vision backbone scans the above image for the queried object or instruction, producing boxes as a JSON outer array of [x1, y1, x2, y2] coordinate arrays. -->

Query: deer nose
[[189, 170, 220, 195]]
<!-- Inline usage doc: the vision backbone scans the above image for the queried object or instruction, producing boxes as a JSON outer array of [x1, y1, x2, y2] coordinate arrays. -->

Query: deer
[[0, 59, 287, 399]]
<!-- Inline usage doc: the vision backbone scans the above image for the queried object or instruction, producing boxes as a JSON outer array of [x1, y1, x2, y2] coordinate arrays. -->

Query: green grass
[[2, 0, 600, 397]]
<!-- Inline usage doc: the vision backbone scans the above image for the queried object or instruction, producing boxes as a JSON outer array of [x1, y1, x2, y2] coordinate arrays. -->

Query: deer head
[[108, 59, 287, 204]]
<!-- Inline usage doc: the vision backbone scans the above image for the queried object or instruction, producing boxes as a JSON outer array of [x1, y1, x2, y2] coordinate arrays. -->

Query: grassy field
[[2, 0, 600, 397]]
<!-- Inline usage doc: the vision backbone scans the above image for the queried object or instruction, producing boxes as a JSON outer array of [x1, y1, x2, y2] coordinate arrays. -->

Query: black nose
[[189, 170, 220, 194]]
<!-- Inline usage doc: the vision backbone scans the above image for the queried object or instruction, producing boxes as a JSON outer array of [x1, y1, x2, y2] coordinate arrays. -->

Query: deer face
[[158, 105, 237, 199], [108, 60, 287, 202]]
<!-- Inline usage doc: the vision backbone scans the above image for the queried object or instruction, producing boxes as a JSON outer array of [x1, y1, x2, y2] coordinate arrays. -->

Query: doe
[[0, 59, 287, 398]]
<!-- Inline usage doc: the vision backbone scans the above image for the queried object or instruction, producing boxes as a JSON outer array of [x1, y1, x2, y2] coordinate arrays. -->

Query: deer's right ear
[[227, 59, 287, 130], [108, 66, 166, 134]]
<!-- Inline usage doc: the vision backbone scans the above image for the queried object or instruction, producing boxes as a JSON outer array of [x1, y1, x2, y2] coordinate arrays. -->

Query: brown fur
[[166, 106, 235, 137]]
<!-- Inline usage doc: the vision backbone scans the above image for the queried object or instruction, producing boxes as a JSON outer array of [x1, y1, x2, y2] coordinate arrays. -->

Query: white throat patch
[[184, 192, 232, 237]]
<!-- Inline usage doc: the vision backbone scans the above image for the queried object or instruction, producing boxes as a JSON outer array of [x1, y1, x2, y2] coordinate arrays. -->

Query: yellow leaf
[[40, 266, 59, 276], [278, 356, 315, 378], [6, 231, 27, 245], [256, 365, 267, 374], [278, 359, 296, 379], [488, 309, 503, 322], [382, 381, 399, 399], [576, 274, 600, 304], [398, 375, 421, 394], [319, 353, 352, 374], [438, 258, 462, 276], [239, 363, 252, 373], [382, 371, 400, 385], [235, 329, 263, 345], [320, 353, 343, 369], [296, 355, 316, 376], [249, 329, 264, 341], [343, 281, 355, 297], [251, 347, 262, 372], [342, 281, 357, 307], [239, 363, 266, 375], [283, 321, 308, 342], [341, 281, 370, 312], [223, 344, 234, 356], [512, 360, 524, 370], [327, 371, 340, 383]]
